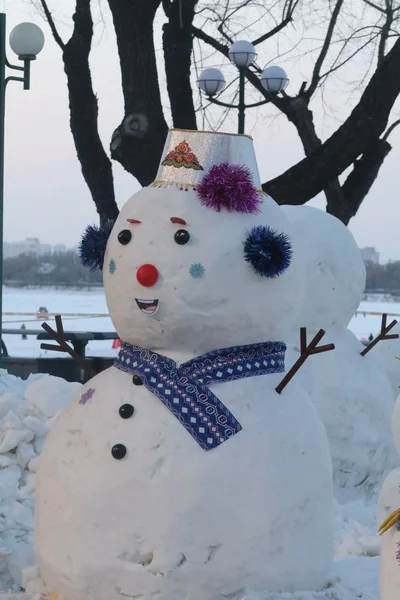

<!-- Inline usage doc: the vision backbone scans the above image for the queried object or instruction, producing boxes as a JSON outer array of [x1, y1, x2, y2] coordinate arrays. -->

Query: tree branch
[[383, 117, 400, 139], [262, 36, 400, 209], [378, 0, 394, 65], [363, 0, 386, 14], [252, 0, 299, 46], [37, 0, 65, 50], [163, 0, 198, 130], [107, 0, 168, 186], [62, 0, 118, 223], [306, 0, 345, 98]]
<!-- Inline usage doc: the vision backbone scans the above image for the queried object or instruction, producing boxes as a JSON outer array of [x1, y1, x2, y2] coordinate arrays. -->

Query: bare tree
[[36, 0, 400, 225]]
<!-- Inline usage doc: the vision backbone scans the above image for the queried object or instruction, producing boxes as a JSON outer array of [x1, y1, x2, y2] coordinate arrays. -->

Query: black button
[[132, 375, 143, 386], [111, 444, 127, 460], [119, 404, 135, 419]]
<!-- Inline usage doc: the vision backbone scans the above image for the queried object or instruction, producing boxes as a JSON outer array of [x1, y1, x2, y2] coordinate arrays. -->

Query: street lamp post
[[0, 13, 44, 359], [197, 40, 289, 135]]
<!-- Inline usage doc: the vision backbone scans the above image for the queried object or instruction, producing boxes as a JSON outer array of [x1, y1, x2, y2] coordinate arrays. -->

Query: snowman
[[369, 327, 400, 403], [34, 130, 333, 600], [282, 205, 396, 502], [377, 392, 400, 600]]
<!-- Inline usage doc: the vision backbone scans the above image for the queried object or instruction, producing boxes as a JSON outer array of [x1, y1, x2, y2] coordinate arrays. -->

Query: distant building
[[360, 247, 380, 265], [53, 244, 67, 254], [4, 238, 71, 258]]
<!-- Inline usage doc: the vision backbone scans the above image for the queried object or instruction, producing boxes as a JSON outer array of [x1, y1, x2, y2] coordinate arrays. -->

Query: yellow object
[[48, 593, 59, 600], [378, 508, 400, 535]]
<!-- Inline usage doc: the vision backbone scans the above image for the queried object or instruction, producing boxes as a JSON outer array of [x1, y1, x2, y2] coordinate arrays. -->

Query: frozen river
[[1, 287, 399, 358]]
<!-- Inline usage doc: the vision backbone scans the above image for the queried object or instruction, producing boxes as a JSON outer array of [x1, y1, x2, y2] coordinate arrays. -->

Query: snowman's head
[[282, 205, 366, 333], [80, 131, 306, 352]]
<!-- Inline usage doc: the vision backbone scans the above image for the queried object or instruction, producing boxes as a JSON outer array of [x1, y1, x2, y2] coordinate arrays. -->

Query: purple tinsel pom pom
[[197, 163, 261, 214]]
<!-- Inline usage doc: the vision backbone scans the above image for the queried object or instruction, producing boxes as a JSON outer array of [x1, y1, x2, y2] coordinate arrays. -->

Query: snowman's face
[[104, 187, 305, 352]]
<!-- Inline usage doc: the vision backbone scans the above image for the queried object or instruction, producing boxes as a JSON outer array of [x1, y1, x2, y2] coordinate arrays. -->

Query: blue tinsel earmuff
[[79, 220, 114, 272], [244, 225, 292, 278]]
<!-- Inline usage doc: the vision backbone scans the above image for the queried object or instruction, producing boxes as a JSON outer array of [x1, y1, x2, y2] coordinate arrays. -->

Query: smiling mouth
[[135, 298, 159, 316]]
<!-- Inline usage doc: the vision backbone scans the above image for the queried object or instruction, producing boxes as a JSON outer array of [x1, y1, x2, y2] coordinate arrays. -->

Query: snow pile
[[0, 371, 80, 591]]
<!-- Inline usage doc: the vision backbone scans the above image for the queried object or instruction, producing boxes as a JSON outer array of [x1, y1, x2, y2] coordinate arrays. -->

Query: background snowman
[[377, 391, 400, 600], [34, 130, 334, 600], [282, 205, 397, 503]]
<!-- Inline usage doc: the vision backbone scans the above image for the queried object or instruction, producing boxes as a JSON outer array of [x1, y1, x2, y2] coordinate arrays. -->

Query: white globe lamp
[[197, 68, 226, 97], [261, 65, 289, 94], [9, 22, 45, 59], [229, 40, 257, 68]]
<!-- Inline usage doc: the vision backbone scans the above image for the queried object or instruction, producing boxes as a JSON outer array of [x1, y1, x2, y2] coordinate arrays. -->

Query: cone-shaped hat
[[152, 129, 261, 192]]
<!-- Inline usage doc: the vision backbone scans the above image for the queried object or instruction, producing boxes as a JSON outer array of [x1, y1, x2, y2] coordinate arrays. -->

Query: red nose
[[137, 264, 159, 287]]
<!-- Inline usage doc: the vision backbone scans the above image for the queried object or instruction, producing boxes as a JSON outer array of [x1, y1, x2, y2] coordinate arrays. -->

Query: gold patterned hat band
[[153, 128, 262, 191]]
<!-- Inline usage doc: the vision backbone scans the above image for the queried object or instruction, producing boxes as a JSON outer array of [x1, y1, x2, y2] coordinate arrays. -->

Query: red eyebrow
[[127, 219, 142, 224], [170, 217, 187, 225]]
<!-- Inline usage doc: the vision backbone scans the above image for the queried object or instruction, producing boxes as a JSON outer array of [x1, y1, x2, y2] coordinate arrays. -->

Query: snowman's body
[[282, 206, 396, 501], [35, 362, 333, 600], [378, 395, 400, 600], [34, 131, 334, 599]]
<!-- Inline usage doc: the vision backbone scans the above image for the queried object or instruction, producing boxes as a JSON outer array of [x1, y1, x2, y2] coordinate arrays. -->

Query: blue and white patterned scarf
[[114, 341, 286, 451]]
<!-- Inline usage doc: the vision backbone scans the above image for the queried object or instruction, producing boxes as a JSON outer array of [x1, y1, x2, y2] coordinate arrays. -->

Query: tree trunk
[[337, 138, 392, 224], [108, 0, 168, 186], [163, 0, 197, 130], [63, 0, 118, 223], [278, 95, 348, 215]]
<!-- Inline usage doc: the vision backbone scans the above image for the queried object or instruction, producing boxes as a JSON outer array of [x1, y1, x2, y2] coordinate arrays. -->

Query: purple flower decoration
[[396, 542, 400, 566], [79, 388, 95, 405], [197, 163, 261, 214]]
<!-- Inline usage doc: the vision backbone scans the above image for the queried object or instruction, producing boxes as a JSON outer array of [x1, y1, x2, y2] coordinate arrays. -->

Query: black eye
[[174, 229, 190, 245], [111, 444, 127, 460], [119, 404, 135, 419], [118, 230, 132, 245]]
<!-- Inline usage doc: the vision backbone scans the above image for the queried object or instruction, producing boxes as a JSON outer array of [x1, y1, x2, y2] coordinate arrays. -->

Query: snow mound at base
[[0, 371, 80, 591], [0, 371, 382, 599]]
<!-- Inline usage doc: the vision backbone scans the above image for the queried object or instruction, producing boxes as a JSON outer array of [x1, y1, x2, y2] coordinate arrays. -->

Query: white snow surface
[[0, 370, 383, 600], [0, 371, 81, 593]]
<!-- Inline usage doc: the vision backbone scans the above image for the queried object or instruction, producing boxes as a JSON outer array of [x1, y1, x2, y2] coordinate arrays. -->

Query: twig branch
[[276, 328, 335, 394], [41, 315, 97, 378], [252, 0, 298, 47], [383, 117, 400, 139], [378, 0, 394, 65], [38, 0, 65, 50], [360, 313, 398, 356], [306, 0, 345, 98], [363, 0, 386, 14]]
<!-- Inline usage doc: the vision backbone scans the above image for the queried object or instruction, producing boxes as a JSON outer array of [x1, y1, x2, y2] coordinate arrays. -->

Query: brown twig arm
[[40, 317, 97, 378], [360, 313, 399, 356], [276, 328, 335, 394]]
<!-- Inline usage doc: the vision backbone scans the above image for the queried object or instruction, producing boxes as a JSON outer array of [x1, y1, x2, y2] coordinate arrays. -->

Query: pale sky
[[2, 0, 400, 262]]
